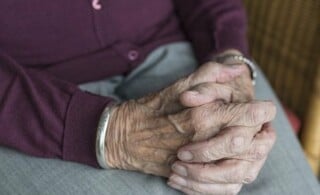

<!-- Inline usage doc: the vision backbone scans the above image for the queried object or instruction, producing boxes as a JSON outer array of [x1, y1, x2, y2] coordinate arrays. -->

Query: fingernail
[[178, 151, 193, 161], [170, 175, 187, 186], [172, 163, 187, 177]]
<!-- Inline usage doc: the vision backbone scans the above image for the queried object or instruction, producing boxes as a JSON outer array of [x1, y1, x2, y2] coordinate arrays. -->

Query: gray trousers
[[0, 42, 319, 195]]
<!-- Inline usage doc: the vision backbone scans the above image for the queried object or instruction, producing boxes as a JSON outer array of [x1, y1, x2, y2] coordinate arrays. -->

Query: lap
[[241, 68, 319, 194], [0, 42, 319, 195]]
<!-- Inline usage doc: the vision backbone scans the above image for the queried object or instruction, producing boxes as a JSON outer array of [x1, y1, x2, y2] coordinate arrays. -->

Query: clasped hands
[[105, 61, 276, 195]]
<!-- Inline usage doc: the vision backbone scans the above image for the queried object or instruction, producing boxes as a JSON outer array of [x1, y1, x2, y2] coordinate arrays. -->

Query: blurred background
[[243, 0, 320, 178]]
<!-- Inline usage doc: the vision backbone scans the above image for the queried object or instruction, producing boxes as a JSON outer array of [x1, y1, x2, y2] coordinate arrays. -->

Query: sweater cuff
[[203, 26, 250, 63], [217, 28, 249, 56], [63, 90, 113, 167]]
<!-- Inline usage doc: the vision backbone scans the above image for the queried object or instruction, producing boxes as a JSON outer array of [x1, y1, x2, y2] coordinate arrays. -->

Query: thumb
[[139, 63, 245, 114], [180, 82, 234, 107], [190, 62, 246, 84], [179, 63, 246, 107]]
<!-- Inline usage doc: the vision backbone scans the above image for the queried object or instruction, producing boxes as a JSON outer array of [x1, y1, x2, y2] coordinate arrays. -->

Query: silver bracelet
[[232, 55, 257, 86], [212, 54, 258, 86], [95, 103, 116, 169]]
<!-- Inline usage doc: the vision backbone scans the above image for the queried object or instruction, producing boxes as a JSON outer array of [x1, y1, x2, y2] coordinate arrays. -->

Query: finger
[[177, 126, 261, 163], [138, 162, 171, 177], [172, 156, 267, 184], [173, 125, 276, 184], [168, 181, 198, 195], [192, 101, 277, 140], [168, 174, 242, 195], [168, 101, 276, 143], [233, 124, 276, 161], [212, 101, 276, 129], [148, 63, 247, 114], [180, 123, 276, 162], [190, 62, 247, 84], [172, 160, 249, 184], [180, 82, 234, 107]]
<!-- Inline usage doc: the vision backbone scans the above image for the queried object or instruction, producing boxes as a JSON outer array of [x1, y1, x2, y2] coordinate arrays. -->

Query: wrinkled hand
[[180, 53, 254, 108], [217, 49, 255, 102], [168, 53, 276, 195], [168, 123, 276, 195], [104, 62, 274, 177], [106, 98, 276, 177]]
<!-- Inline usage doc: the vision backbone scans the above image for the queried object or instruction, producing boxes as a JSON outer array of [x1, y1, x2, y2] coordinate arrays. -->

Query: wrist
[[95, 102, 118, 169], [104, 103, 126, 169], [105, 100, 139, 170]]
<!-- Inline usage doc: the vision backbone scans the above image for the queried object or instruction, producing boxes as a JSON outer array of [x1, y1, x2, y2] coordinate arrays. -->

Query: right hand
[[104, 63, 276, 177], [168, 123, 276, 195]]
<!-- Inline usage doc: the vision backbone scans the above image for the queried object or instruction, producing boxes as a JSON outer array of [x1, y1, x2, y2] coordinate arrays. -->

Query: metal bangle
[[212, 54, 258, 86], [232, 55, 257, 86], [95, 103, 116, 169]]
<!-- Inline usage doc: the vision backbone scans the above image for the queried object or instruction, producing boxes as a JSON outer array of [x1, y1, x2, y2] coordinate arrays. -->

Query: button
[[92, 0, 102, 10], [128, 50, 139, 61]]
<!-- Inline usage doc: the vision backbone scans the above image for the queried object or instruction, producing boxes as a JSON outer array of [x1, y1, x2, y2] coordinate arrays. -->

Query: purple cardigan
[[0, 0, 248, 167]]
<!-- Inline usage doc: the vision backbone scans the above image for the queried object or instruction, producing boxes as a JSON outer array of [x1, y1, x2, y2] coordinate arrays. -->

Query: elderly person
[[0, 0, 319, 194]]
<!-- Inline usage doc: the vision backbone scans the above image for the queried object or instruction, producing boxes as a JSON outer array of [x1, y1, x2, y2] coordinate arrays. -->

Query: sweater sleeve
[[173, 0, 249, 62], [0, 50, 113, 167]]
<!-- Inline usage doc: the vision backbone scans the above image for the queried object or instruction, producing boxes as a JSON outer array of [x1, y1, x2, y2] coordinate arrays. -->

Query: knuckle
[[189, 181, 201, 192], [196, 164, 212, 181], [248, 104, 266, 125], [200, 147, 215, 162], [191, 106, 210, 131], [249, 102, 277, 124], [223, 160, 249, 183], [227, 134, 246, 155], [243, 175, 256, 184], [225, 103, 244, 125], [254, 145, 268, 160], [244, 172, 258, 184]]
